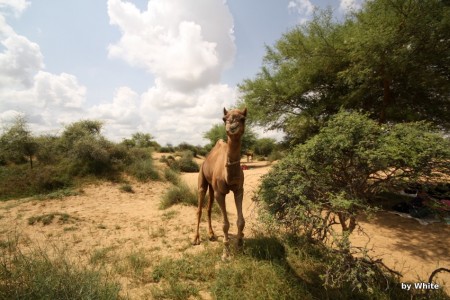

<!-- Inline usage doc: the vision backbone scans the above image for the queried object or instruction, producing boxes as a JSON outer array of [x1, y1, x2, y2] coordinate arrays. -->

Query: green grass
[[28, 212, 79, 226], [90, 246, 117, 265], [0, 242, 121, 299], [119, 183, 134, 193], [161, 210, 179, 221], [148, 235, 431, 300]]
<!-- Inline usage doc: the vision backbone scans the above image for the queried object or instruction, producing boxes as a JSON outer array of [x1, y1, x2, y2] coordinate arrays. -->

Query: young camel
[[193, 107, 247, 259]]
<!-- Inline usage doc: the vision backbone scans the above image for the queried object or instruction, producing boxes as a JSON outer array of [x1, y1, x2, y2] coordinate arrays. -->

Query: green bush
[[126, 159, 159, 182], [164, 168, 180, 185], [178, 151, 199, 173], [160, 182, 197, 209], [260, 111, 450, 240], [258, 111, 450, 291]]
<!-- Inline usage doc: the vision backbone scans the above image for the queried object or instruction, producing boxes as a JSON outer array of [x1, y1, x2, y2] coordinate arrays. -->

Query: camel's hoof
[[237, 239, 244, 250], [209, 235, 217, 241], [192, 239, 201, 246]]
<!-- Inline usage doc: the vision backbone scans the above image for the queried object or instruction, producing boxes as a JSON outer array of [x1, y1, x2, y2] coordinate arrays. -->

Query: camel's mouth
[[227, 124, 241, 135]]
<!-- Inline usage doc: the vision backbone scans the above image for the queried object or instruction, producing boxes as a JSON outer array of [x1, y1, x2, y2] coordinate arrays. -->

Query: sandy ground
[[0, 155, 449, 298]]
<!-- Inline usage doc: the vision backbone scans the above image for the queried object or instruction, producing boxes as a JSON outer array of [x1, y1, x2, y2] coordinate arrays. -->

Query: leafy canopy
[[240, 0, 450, 144]]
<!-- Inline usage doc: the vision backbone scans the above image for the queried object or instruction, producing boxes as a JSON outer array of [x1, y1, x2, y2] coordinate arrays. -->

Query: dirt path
[[0, 156, 449, 297]]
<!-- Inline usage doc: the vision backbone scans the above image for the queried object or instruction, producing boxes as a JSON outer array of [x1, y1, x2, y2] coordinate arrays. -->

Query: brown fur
[[193, 107, 247, 258]]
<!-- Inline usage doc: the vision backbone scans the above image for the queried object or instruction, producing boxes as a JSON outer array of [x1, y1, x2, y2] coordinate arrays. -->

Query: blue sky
[[0, 0, 363, 145]]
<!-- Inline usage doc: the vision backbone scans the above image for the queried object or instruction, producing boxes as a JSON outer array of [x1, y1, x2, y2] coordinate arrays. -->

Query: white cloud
[[105, 0, 238, 145], [139, 81, 236, 145], [0, 8, 87, 134], [107, 0, 235, 91], [0, 32, 44, 88], [339, 0, 363, 13], [288, 0, 315, 24], [0, 0, 30, 17]]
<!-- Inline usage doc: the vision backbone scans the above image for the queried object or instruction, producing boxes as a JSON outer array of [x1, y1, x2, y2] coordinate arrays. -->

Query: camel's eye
[[223, 117, 227, 123]]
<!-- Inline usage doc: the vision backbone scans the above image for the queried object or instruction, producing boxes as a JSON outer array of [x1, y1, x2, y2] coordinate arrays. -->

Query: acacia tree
[[0, 116, 37, 169], [240, 0, 450, 144]]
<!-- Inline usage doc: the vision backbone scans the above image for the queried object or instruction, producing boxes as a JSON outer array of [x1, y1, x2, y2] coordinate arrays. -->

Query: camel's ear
[[223, 107, 228, 116], [242, 107, 247, 117]]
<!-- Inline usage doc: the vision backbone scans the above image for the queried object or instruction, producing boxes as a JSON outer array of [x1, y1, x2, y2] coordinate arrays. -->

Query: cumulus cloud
[[288, 0, 315, 23], [0, 4, 87, 134], [107, 0, 235, 91], [0, 0, 30, 17], [106, 0, 238, 145], [339, 0, 364, 13]]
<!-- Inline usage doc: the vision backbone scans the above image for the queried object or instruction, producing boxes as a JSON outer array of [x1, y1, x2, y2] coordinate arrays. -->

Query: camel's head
[[223, 107, 247, 138]]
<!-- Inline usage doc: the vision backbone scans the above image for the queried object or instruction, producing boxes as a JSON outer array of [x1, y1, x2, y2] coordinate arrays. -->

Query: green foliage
[[122, 132, 160, 150], [254, 138, 277, 156], [119, 184, 134, 193], [0, 115, 38, 168], [240, 0, 450, 143], [259, 111, 450, 241], [28, 212, 78, 226], [160, 181, 198, 209], [178, 151, 199, 173], [0, 118, 160, 200], [164, 168, 180, 185], [126, 159, 159, 182]]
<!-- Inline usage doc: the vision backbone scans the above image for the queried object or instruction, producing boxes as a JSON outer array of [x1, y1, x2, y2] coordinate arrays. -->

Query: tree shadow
[[358, 211, 450, 265]]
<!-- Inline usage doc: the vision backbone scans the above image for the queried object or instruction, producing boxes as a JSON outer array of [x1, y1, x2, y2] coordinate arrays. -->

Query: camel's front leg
[[215, 191, 230, 260], [193, 185, 207, 245], [234, 188, 245, 249]]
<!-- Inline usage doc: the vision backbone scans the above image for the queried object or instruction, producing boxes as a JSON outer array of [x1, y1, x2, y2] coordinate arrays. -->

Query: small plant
[[90, 246, 117, 265], [28, 212, 78, 226], [164, 168, 180, 185], [161, 210, 179, 221], [160, 182, 198, 209], [178, 151, 199, 173], [126, 159, 160, 182], [119, 184, 134, 193]]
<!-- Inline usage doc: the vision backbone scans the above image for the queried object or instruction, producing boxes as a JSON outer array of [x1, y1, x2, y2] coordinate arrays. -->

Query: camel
[[246, 150, 254, 163], [193, 107, 247, 259]]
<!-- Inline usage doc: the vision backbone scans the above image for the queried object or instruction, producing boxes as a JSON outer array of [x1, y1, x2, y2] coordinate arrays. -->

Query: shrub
[[178, 151, 199, 173], [160, 182, 197, 209], [164, 168, 180, 185], [126, 159, 159, 182], [257, 111, 450, 291], [259, 111, 450, 241]]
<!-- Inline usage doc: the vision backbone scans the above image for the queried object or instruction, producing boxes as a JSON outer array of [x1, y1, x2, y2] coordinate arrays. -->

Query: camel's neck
[[226, 136, 242, 166]]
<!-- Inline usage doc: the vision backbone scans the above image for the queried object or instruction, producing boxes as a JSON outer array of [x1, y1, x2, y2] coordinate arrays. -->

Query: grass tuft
[[0, 242, 121, 299], [160, 181, 198, 209], [28, 212, 78, 226]]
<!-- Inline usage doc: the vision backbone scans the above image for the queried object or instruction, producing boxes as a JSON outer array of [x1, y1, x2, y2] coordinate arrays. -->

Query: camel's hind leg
[[215, 191, 230, 260], [207, 184, 216, 241], [193, 169, 208, 245]]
